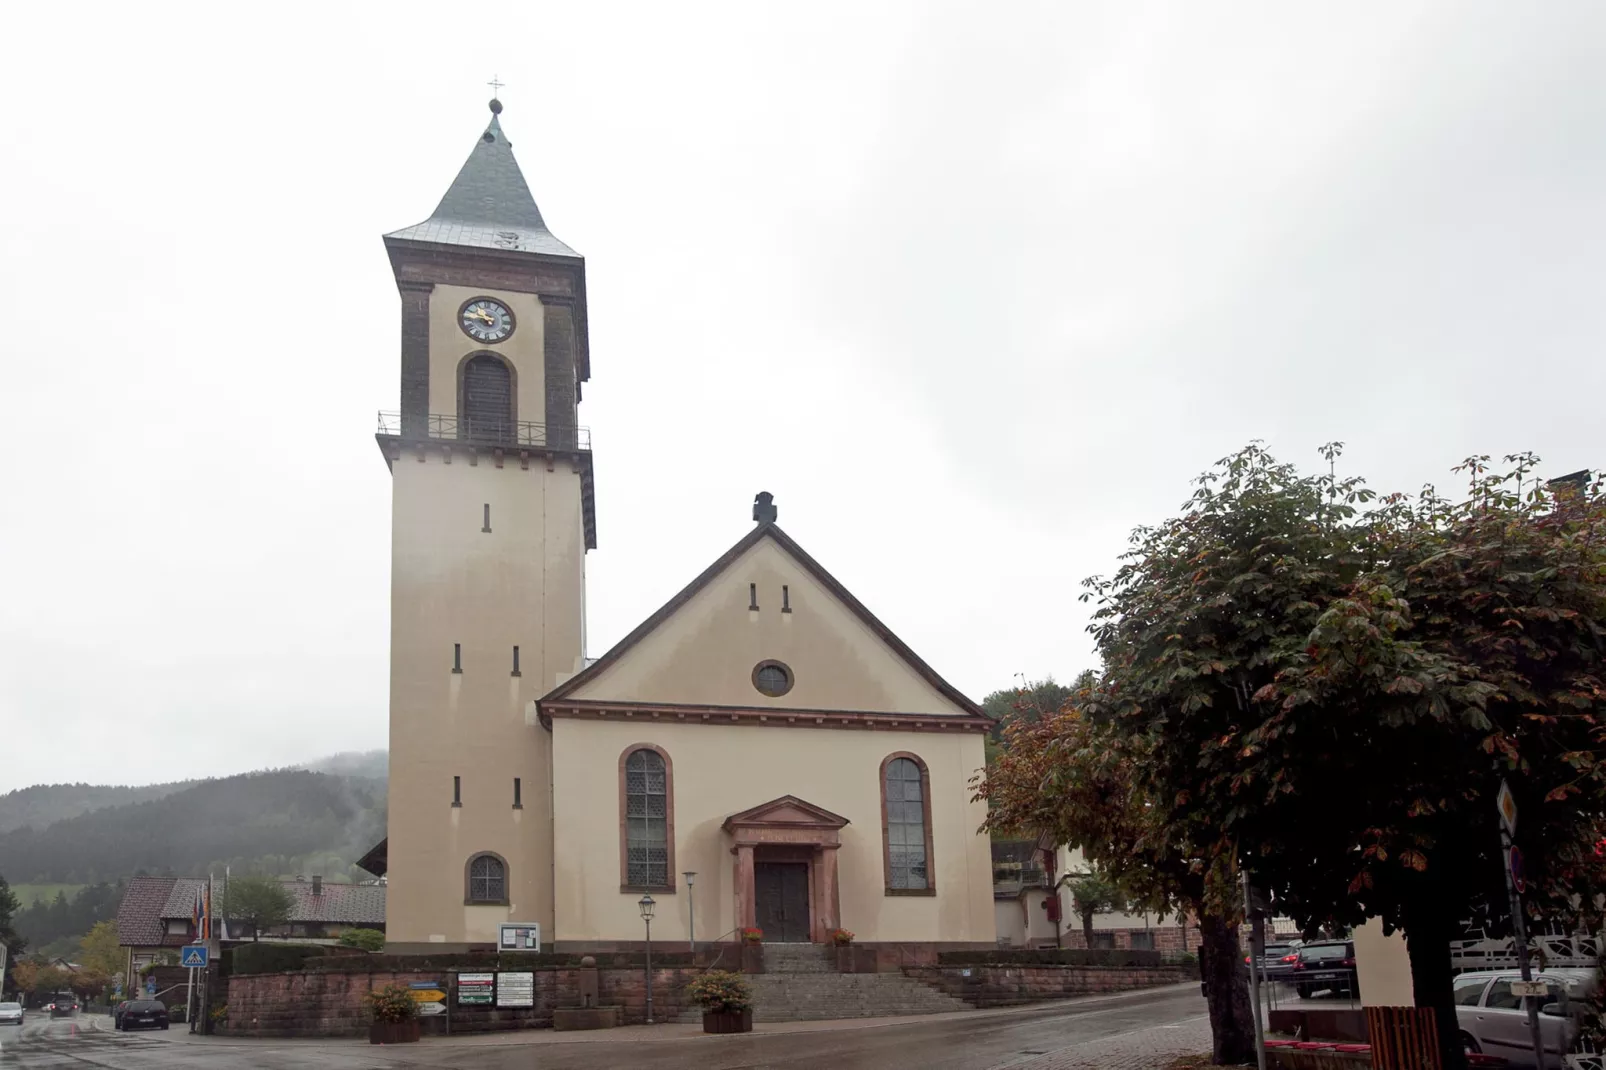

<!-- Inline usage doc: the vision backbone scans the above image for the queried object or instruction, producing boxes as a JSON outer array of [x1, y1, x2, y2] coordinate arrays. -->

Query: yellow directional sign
[[408, 988, 446, 1003]]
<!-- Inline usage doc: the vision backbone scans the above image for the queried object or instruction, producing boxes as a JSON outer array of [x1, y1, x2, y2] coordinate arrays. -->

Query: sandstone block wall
[[904, 963, 1188, 1008]]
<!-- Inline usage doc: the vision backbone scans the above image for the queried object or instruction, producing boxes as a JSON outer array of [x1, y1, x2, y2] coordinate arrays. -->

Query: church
[[377, 100, 996, 954]]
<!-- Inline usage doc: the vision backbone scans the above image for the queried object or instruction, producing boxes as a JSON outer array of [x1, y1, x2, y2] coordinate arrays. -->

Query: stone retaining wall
[[904, 963, 1189, 1008], [224, 965, 701, 1038]]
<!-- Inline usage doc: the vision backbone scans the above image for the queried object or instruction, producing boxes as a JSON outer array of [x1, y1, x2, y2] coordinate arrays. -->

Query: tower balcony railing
[[377, 411, 591, 452]]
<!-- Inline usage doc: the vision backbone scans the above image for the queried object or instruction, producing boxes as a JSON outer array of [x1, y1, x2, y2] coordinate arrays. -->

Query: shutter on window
[[463, 356, 513, 442]]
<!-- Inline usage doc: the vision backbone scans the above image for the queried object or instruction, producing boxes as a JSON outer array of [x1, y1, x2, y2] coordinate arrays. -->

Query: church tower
[[378, 99, 594, 950]]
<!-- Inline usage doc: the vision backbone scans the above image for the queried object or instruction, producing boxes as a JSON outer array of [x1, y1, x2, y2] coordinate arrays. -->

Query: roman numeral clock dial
[[459, 297, 514, 343]]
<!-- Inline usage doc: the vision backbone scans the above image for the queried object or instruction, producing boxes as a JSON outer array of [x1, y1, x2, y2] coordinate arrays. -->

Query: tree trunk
[[1198, 911, 1256, 1066], [1403, 897, 1467, 1070], [1082, 907, 1096, 948]]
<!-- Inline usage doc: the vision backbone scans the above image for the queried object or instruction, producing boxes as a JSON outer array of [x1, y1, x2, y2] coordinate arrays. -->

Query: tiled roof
[[116, 876, 177, 947], [385, 108, 580, 259], [160, 877, 208, 920], [283, 881, 385, 925], [153, 878, 385, 927]]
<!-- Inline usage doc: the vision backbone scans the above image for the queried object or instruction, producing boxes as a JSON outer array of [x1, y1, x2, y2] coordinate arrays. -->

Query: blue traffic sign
[[179, 945, 209, 968]]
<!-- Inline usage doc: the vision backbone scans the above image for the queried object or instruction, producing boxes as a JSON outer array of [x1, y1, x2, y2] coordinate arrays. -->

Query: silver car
[[0, 1001, 23, 1026], [1453, 968, 1599, 1068]]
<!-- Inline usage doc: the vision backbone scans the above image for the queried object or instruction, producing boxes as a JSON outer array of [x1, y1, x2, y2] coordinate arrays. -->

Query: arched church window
[[881, 754, 934, 894], [460, 353, 514, 442], [620, 745, 675, 890], [465, 852, 507, 904]]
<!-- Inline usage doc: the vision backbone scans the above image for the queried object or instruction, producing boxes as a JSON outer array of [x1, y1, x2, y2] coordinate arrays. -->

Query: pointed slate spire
[[386, 100, 580, 258]]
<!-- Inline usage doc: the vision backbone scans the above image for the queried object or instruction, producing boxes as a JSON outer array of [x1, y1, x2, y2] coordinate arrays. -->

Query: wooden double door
[[754, 862, 811, 943]]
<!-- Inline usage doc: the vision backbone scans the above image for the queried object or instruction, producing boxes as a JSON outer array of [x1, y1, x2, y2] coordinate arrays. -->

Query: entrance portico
[[724, 796, 848, 943]]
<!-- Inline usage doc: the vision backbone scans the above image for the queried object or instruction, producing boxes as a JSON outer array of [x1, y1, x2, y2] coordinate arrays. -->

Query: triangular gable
[[543, 522, 982, 718], [723, 795, 851, 832]]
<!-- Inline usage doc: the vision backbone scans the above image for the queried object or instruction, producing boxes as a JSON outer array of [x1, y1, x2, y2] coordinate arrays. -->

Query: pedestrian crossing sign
[[180, 945, 209, 968]]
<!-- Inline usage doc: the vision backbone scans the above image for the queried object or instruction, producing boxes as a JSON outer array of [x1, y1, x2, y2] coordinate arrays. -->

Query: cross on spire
[[488, 75, 505, 98]]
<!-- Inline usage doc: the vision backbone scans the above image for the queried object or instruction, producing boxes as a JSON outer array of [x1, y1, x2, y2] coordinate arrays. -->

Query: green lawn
[[11, 883, 86, 907]]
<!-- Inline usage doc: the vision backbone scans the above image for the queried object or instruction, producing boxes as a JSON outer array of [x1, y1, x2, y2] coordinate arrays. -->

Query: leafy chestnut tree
[[1071, 445, 1605, 1070], [979, 690, 1257, 1065], [1240, 455, 1606, 1069]]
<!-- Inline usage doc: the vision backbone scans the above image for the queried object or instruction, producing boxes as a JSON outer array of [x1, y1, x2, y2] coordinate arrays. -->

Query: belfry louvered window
[[461, 354, 513, 442], [624, 748, 670, 887], [884, 756, 931, 891]]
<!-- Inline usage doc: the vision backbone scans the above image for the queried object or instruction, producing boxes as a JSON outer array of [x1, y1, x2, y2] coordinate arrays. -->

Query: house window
[[1129, 930, 1155, 951], [1089, 931, 1116, 949], [620, 745, 674, 890], [465, 853, 507, 904], [881, 754, 933, 894]]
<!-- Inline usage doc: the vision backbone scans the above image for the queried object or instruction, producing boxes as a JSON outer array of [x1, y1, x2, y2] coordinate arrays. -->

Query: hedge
[[230, 947, 717, 976], [936, 948, 1164, 968], [230, 944, 332, 975]]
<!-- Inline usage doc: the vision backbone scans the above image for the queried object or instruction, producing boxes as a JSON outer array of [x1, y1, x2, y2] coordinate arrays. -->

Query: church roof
[[541, 511, 985, 718], [385, 103, 581, 259]]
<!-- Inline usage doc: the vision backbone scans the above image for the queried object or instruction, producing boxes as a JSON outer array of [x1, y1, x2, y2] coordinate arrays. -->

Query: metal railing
[[376, 412, 591, 451]]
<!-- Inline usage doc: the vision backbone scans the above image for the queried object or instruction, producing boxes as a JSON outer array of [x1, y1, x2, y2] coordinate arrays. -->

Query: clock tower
[[377, 99, 594, 950]]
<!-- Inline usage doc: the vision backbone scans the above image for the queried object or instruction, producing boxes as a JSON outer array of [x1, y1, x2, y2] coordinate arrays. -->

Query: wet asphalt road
[[0, 985, 1209, 1070]]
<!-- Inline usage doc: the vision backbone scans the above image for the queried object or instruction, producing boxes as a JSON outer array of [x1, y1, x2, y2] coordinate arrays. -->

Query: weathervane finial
[[488, 74, 505, 99]]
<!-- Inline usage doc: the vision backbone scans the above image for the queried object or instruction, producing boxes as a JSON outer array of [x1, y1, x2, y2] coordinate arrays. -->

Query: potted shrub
[[687, 970, 753, 1034], [364, 983, 420, 1044], [738, 928, 765, 973]]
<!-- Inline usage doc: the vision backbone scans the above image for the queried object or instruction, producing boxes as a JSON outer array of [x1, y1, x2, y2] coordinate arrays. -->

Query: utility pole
[[1241, 871, 1268, 1070], [1497, 780, 1545, 1067]]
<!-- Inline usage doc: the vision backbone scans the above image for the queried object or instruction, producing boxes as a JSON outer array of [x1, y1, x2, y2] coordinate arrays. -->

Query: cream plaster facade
[[557, 537, 967, 716], [385, 453, 586, 947], [550, 719, 994, 946], [425, 283, 547, 425]]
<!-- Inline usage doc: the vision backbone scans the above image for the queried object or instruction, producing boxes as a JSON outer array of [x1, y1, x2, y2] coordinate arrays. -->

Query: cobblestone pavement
[[992, 1012, 1212, 1069]]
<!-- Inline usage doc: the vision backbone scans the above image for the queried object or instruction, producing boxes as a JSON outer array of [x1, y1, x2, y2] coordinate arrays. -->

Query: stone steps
[[678, 943, 968, 1023]]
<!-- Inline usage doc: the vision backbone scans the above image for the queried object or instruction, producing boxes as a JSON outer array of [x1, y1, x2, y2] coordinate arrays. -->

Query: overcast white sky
[[2, 2, 1603, 792]]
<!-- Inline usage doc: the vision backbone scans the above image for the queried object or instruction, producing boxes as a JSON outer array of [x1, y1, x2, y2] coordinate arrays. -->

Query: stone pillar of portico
[[735, 844, 756, 929]]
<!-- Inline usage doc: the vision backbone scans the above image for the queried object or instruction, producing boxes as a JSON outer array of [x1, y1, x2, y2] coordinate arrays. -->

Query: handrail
[[376, 411, 591, 451]]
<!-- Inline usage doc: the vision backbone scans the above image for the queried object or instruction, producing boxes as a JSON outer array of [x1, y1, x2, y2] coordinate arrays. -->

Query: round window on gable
[[752, 660, 794, 698]]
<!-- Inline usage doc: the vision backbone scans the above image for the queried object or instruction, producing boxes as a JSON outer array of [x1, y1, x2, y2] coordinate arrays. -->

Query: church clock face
[[459, 297, 515, 343]]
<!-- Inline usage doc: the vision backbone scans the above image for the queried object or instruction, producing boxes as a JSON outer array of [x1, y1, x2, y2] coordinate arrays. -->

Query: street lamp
[[639, 894, 656, 1024], [684, 871, 697, 954]]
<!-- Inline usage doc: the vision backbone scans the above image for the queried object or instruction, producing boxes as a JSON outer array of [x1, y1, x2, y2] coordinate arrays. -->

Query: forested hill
[[0, 770, 386, 885], [0, 781, 197, 834]]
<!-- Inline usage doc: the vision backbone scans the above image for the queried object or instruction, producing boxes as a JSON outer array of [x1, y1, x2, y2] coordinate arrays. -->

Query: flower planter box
[[702, 1008, 753, 1034], [368, 1020, 421, 1044]]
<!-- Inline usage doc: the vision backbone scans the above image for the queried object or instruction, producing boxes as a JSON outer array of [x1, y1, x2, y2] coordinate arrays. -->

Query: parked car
[[115, 999, 169, 1031], [111, 1000, 130, 1028], [1453, 968, 1599, 1069], [1293, 940, 1358, 998], [0, 1001, 23, 1026], [47, 998, 79, 1018], [1244, 941, 1304, 981]]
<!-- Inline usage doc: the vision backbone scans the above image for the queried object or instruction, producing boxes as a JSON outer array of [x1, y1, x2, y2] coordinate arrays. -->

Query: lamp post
[[684, 871, 697, 953], [639, 894, 656, 1024]]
